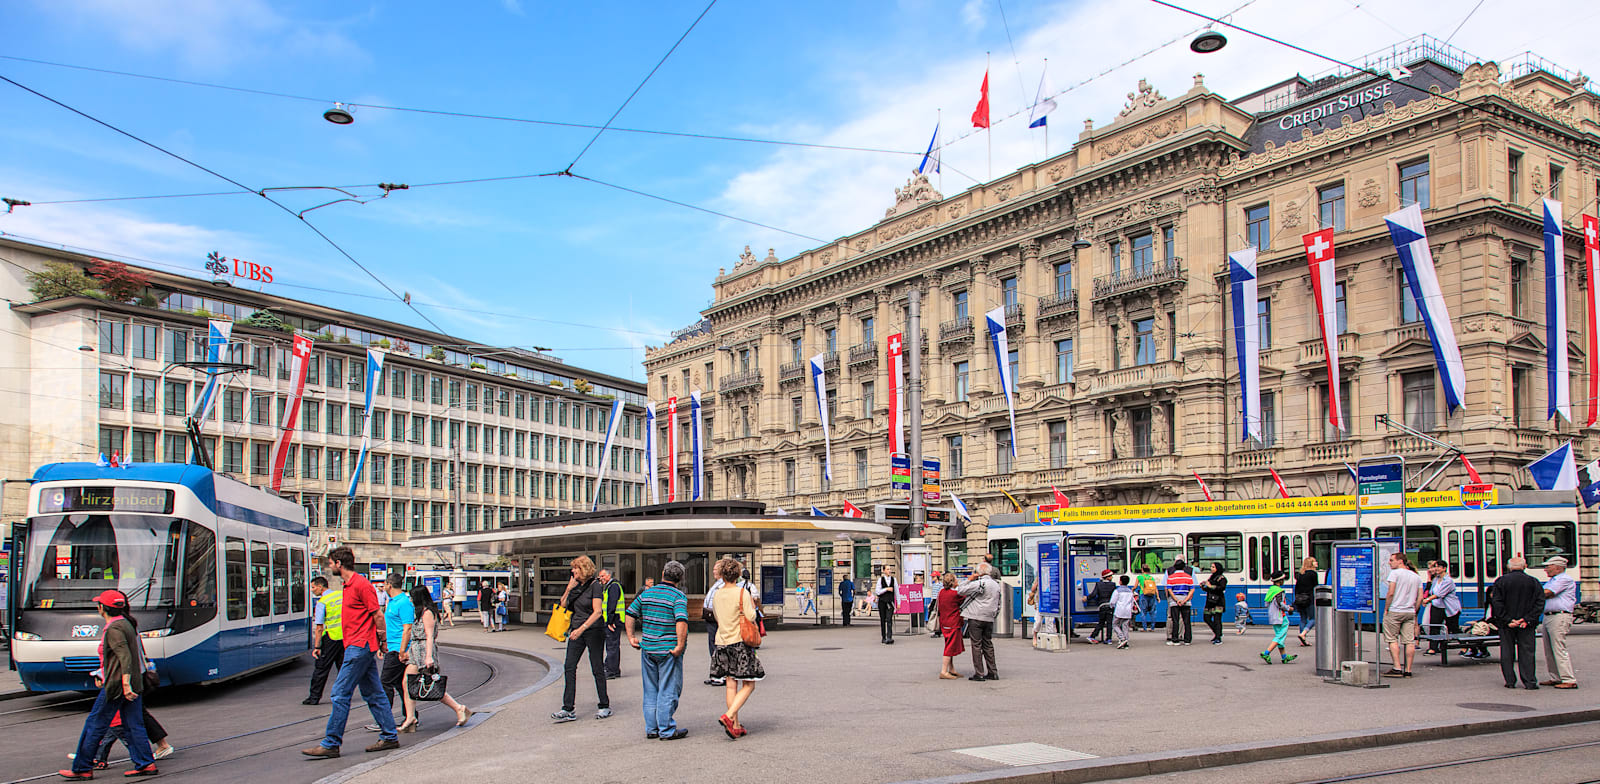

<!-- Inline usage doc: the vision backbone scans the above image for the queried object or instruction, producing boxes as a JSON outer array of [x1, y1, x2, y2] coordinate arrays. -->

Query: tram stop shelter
[[401, 501, 890, 624]]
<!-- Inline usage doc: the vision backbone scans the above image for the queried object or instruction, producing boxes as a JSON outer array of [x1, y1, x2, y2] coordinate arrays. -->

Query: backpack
[[1140, 576, 1157, 596]]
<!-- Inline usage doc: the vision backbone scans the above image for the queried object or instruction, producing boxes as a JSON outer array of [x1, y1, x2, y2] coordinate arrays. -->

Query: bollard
[[1314, 586, 1336, 677]]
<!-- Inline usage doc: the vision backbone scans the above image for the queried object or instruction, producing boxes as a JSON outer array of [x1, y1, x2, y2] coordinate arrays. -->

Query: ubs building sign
[[1247, 59, 1462, 152]]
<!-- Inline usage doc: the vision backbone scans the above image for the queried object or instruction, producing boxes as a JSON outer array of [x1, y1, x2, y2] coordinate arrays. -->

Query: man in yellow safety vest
[[304, 576, 345, 705]]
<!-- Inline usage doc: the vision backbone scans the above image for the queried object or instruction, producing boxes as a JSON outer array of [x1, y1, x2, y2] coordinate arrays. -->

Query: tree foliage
[[27, 261, 103, 302], [87, 259, 151, 303]]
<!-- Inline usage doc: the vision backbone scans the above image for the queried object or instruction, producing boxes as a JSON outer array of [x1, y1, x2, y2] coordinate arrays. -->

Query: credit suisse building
[[645, 39, 1600, 583]]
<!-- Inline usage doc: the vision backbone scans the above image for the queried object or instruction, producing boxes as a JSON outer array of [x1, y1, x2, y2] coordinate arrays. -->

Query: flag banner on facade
[[1051, 486, 1071, 507], [190, 318, 233, 425], [810, 505, 826, 517], [1269, 468, 1291, 499], [1344, 462, 1358, 484], [1545, 199, 1571, 421], [1583, 214, 1600, 427], [886, 333, 906, 454], [1193, 471, 1215, 502], [592, 398, 625, 511], [1228, 248, 1263, 443], [109, 451, 121, 468], [984, 307, 1017, 458], [667, 397, 678, 502], [346, 348, 386, 498], [917, 123, 941, 175], [810, 353, 834, 482], [1303, 228, 1344, 431], [971, 70, 990, 128], [690, 390, 705, 501], [269, 333, 313, 491], [1028, 66, 1056, 128], [644, 401, 660, 504], [772, 506, 790, 515], [96, 453, 110, 468], [1386, 204, 1466, 411], [1460, 454, 1483, 484], [949, 491, 971, 521], [1577, 457, 1600, 508], [1527, 442, 1578, 491], [842, 500, 864, 518]]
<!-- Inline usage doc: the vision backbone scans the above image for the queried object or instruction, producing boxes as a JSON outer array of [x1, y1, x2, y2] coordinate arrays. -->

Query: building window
[[1257, 298, 1272, 349], [131, 376, 156, 413], [222, 440, 244, 474], [1007, 350, 1019, 389], [783, 459, 796, 494], [1001, 276, 1019, 308], [1318, 183, 1346, 231], [1163, 225, 1176, 262], [1055, 339, 1074, 383], [953, 290, 969, 321], [824, 327, 837, 355], [164, 432, 187, 462], [854, 448, 868, 490], [1333, 282, 1348, 334], [1321, 381, 1352, 441], [1049, 421, 1069, 468], [1260, 391, 1277, 447], [163, 380, 186, 416], [1400, 159, 1430, 208], [223, 389, 244, 422], [861, 381, 874, 418], [1245, 204, 1271, 250], [98, 427, 124, 458], [99, 372, 124, 409], [1054, 262, 1072, 296], [99, 320, 126, 355], [306, 354, 320, 386], [947, 434, 964, 477], [131, 324, 158, 360], [1510, 253, 1528, 318], [994, 429, 1013, 474], [790, 336, 802, 364], [1402, 370, 1436, 431], [954, 361, 970, 402], [1508, 150, 1522, 204], [302, 447, 320, 480], [1512, 366, 1531, 428], [1132, 407, 1153, 458], [167, 328, 190, 363], [1400, 279, 1421, 324], [1550, 164, 1564, 198], [791, 396, 803, 430], [1130, 233, 1154, 273], [1110, 240, 1122, 273], [130, 430, 157, 463], [1134, 317, 1156, 366]]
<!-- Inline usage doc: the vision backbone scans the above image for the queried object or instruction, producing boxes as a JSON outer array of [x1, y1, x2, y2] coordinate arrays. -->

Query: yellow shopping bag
[[544, 605, 572, 642]]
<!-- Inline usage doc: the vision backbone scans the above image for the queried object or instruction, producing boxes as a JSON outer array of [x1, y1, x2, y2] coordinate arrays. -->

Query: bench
[[1418, 633, 1497, 667]]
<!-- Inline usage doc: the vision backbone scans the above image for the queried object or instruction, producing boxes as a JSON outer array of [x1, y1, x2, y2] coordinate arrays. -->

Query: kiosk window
[[1187, 533, 1242, 573], [988, 540, 1019, 577], [225, 537, 246, 620]]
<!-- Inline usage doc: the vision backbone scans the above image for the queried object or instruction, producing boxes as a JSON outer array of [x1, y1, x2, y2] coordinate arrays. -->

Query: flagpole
[[1042, 58, 1049, 159], [986, 51, 993, 183], [936, 108, 943, 195]]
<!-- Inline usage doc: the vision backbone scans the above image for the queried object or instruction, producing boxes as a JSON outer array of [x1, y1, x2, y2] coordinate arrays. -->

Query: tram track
[[1290, 738, 1600, 784], [1, 648, 507, 784]]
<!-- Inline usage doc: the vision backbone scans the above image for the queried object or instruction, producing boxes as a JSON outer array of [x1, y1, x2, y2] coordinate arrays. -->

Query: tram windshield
[[21, 514, 186, 610]]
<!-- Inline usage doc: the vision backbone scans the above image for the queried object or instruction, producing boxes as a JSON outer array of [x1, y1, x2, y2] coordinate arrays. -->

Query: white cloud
[[960, 0, 987, 31], [501, 0, 526, 16]]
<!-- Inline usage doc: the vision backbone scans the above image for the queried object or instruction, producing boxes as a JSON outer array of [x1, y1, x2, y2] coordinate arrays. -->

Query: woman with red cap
[[59, 590, 158, 779]]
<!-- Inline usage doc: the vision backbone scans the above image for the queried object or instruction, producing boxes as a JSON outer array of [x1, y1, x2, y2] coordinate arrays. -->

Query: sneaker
[[646, 732, 659, 740], [1116, 642, 1129, 649], [1259, 651, 1272, 663], [706, 678, 725, 686], [1281, 654, 1297, 664], [123, 765, 159, 778], [1182, 642, 1192, 646], [595, 708, 613, 720], [1212, 639, 1222, 645], [551, 709, 578, 723], [1166, 641, 1176, 646], [364, 724, 381, 733], [152, 745, 174, 761], [57, 772, 94, 781]]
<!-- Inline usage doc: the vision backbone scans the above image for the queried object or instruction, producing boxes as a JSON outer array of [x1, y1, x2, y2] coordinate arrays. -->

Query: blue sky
[[2, 0, 1592, 380]]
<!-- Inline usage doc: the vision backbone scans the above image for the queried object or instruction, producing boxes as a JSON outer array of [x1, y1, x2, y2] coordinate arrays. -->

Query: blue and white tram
[[405, 569, 509, 611], [8, 463, 310, 692], [985, 488, 1582, 625]]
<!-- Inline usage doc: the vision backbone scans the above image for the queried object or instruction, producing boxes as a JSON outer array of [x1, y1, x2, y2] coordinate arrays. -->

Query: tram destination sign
[[38, 486, 175, 514]]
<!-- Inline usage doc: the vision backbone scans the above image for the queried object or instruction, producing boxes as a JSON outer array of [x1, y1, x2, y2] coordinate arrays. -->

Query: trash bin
[[994, 584, 1015, 638], [1313, 586, 1336, 677]]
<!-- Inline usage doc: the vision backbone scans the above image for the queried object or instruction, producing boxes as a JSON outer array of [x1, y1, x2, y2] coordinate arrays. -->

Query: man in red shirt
[[1165, 559, 1195, 645], [303, 547, 399, 758]]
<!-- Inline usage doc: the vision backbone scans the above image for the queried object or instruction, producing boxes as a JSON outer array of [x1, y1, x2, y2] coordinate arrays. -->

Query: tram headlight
[[139, 629, 172, 639], [12, 631, 40, 641]]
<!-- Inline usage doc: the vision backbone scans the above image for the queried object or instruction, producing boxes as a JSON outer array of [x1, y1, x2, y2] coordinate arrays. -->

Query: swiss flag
[[842, 500, 865, 519], [971, 70, 991, 129], [1051, 486, 1071, 508], [109, 451, 121, 468], [1269, 468, 1291, 499], [1460, 454, 1483, 484]]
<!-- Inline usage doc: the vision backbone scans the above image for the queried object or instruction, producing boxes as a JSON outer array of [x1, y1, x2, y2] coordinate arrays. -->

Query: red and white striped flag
[[667, 396, 678, 502], [1051, 486, 1072, 508], [270, 334, 313, 491], [1304, 228, 1344, 432], [1583, 214, 1599, 427], [1193, 471, 1214, 502], [842, 499, 864, 519], [886, 333, 905, 454], [1269, 468, 1291, 499], [1460, 454, 1483, 484]]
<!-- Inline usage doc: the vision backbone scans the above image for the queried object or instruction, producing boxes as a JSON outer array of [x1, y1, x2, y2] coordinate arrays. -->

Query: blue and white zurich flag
[[1545, 199, 1570, 422], [810, 353, 833, 483], [690, 391, 705, 501], [1527, 442, 1578, 491], [810, 505, 826, 517], [644, 401, 659, 504], [917, 123, 941, 175], [190, 319, 233, 425], [1228, 249, 1263, 443], [1386, 204, 1466, 411], [346, 348, 385, 498], [985, 307, 1017, 457], [593, 398, 626, 510], [1028, 68, 1056, 129], [949, 490, 972, 522]]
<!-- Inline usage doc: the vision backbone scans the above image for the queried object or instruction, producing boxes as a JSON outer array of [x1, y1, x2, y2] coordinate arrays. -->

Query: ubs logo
[[72, 625, 100, 638]]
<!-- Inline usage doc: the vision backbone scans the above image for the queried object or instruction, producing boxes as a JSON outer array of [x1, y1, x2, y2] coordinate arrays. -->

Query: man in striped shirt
[[1165, 559, 1195, 645], [626, 560, 690, 741]]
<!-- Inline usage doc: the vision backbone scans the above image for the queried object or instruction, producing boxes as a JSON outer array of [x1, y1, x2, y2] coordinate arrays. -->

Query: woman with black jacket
[[550, 556, 610, 723], [1201, 563, 1229, 644], [1294, 557, 1319, 647]]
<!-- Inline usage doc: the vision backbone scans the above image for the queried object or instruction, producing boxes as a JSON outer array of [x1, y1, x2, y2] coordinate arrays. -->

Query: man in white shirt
[[1539, 556, 1579, 689], [875, 565, 899, 645], [1382, 553, 1426, 678]]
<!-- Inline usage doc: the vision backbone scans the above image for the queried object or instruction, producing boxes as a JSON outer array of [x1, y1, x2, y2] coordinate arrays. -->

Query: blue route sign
[[1333, 543, 1376, 613], [1038, 541, 1062, 616]]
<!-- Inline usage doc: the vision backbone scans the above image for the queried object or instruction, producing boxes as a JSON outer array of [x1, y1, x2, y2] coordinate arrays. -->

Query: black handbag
[[407, 666, 448, 702]]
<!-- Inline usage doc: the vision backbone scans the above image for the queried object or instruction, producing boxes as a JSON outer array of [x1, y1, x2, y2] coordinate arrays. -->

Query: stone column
[[971, 258, 995, 394]]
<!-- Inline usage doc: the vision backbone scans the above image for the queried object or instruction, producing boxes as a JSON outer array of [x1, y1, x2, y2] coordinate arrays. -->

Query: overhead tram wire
[[564, 0, 719, 171], [565, 173, 829, 245]]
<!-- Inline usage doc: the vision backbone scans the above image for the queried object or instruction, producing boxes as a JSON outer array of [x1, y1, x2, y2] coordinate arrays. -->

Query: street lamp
[[1190, 30, 1228, 54], [323, 103, 355, 125]]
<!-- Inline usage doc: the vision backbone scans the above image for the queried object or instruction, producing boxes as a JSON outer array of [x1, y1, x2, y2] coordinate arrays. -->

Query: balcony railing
[[1391, 322, 1427, 345], [718, 370, 763, 394], [1037, 291, 1078, 321], [939, 317, 974, 344], [1230, 447, 1278, 470], [1092, 258, 1184, 300], [1304, 440, 1357, 463], [1091, 455, 1177, 481], [822, 351, 839, 372], [848, 342, 877, 367], [779, 361, 806, 382], [1091, 360, 1179, 394], [1514, 428, 1556, 453], [1384, 434, 1435, 454]]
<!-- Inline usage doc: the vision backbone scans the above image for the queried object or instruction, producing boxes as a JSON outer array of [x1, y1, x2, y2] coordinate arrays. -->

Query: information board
[[922, 457, 941, 501], [1358, 462, 1403, 510], [1038, 541, 1062, 616], [759, 566, 785, 606], [1333, 543, 1376, 613], [895, 583, 924, 614], [891, 454, 912, 491]]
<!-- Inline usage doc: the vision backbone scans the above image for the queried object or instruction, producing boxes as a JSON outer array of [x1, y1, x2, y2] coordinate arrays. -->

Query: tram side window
[[291, 548, 307, 613], [1187, 533, 1243, 573], [1106, 536, 1127, 574], [182, 523, 217, 609], [1292, 535, 1304, 569], [1131, 546, 1182, 575], [1248, 538, 1259, 581], [225, 537, 247, 621], [1484, 531, 1498, 579], [272, 546, 290, 615], [250, 541, 270, 617], [1500, 530, 1512, 573], [1463, 534, 1476, 580], [1376, 526, 1440, 566], [1447, 532, 1460, 578], [1310, 529, 1361, 574], [989, 540, 1019, 577], [1525, 522, 1575, 568]]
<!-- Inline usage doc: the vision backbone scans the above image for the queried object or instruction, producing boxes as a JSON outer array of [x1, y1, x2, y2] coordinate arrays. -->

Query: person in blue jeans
[[60, 590, 156, 779], [626, 560, 691, 740], [303, 547, 399, 759]]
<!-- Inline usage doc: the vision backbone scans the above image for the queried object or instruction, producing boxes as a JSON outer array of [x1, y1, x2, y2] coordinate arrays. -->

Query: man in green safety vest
[[599, 569, 626, 680], [304, 576, 345, 705]]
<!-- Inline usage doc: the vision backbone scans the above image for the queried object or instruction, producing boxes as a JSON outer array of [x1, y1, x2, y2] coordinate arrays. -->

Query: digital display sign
[[38, 486, 175, 514]]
